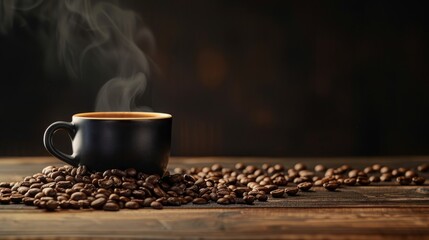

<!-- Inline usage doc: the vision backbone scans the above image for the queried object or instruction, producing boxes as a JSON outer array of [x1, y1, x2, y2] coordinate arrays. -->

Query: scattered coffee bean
[[314, 164, 325, 172], [396, 176, 412, 185], [45, 200, 59, 211], [369, 176, 380, 183], [412, 177, 426, 185], [90, 198, 107, 209], [357, 177, 371, 186], [150, 201, 163, 209], [285, 187, 299, 196], [192, 197, 208, 205], [417, 164, 429, 173], [343, 178, 356, 186], [297, 182, 313, 191], [103, 202, 120, 211], [125, 201, 140, 209], [0, 197, 11, 204], [270, 189, 284, 198], [323, 181, 339, 191]]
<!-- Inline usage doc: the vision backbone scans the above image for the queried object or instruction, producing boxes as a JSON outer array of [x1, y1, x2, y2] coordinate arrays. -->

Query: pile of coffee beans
[[0, 162, 427, 211]]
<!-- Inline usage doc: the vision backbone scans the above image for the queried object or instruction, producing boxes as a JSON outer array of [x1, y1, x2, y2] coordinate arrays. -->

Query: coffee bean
[[23, 197, 35, 206], [192, 197, 208, 204], [70, 192, 86, 201], [357, 177, 371, 186], [372, 164, 382, 172], [256, 193, 268, 202], [314, 164, 326, 172], [150, 201, 163, 209], [369, 176, 380, 183], [380, 166, 391, 174], [343, 178, 356, 186], [243, 195, 255, 204], [57, 181, 73, 189], [396, 176, 412, 185], [217, 198, 230, 205], [42, 188, 56, 197], [103, 202, 120, 211], [294, 163, 307, 171], [297, 182, 313, 191], [405, 170, 418, 178], [90, 198, 106, 209], [45, 200, 59, 211], [413, 177, 426, 185], [380, 173, 392, 182], [10, 194, 24, 203], [417, 164, 429, 172], [125, 201, 140, 209], [285, 187, 299, 196], [0, 197, 11, 204], [270, 189, 284, 198], [323, 181, 339, 191]]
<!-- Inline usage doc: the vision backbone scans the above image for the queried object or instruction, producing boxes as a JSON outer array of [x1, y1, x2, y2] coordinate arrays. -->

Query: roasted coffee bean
[[45, 200, 59, 211], [343, 178, 356, 186], [323, 181, 339, 191], [167, 197, 181, 206], [256, 193, 268, 202], [0, 197, 11, 204], [380, 166, 391, 174], [217, 197, 230, 205], [150, 201, 163, 209], [143, 197, 155, 207], [125, 201, 140, 209], [23, 197, 35, 206], [78, 200, 90, 208], [70, 192, 86, 201], [314, 164, 325, 172], [380, 173, 392, 182], [417, 164, 429, 173], [90, 198, 106, 209], [357, 177, 371, 186], [396, 176, 412, 185], [270, 189, 284, 198], [42, 188, 56, 197], [285, 187, 299, 196], [192, 197, 208, 204], [413, 177, 426, 185], [10, 194, 24, 203], [57, 181, 73, 189], [372, 164, 382, 172], [297, 182, 313, 191], [243, 195, 255, 204], [59, 200, 70, 209], [294, 163, 306, 171], [368, 176, 380, 183], [103, 202, 120, 211], [68, 200, 81, 209]]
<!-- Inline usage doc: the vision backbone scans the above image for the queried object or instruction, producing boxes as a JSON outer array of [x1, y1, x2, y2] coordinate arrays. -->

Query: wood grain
[[1, 156, 429, 239]]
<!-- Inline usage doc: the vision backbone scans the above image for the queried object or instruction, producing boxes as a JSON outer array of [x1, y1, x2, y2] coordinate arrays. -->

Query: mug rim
[[73, 112, 172, 120]]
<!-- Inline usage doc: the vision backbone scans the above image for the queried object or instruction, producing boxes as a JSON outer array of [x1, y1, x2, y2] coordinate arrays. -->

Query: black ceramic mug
[[43, 112, 172, 175]]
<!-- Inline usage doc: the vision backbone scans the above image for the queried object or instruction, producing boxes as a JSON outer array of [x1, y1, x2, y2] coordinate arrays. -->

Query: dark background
[[1, 0, 428, 157]]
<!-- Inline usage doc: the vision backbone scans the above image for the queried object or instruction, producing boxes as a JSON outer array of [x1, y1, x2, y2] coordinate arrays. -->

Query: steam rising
[[1, 0, 155, 111]]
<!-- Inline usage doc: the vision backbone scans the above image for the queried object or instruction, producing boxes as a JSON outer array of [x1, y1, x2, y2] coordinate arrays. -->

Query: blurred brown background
[[0, 0, 428, 157]]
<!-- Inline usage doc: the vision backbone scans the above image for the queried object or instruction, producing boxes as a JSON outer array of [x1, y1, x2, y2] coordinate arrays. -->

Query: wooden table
[[1, 156, 429, 239]]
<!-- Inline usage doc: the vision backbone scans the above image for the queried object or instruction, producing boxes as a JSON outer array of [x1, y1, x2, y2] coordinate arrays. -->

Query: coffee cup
[[43, 112, 172, 175]]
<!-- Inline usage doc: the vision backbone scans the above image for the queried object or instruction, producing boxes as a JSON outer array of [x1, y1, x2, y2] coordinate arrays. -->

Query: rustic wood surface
[[0, 156, 429, 239]]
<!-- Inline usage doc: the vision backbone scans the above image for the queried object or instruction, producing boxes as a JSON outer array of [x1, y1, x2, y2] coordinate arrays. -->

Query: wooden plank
[[0, 157, 429, 239], [0, 208, 429, 239]]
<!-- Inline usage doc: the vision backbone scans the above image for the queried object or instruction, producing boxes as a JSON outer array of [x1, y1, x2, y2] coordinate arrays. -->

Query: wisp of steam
[[0, 0, 155, 112]]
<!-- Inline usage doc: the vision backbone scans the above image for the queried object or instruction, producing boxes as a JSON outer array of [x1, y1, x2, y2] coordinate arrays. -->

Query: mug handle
[[43, 121, 79, 167]]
